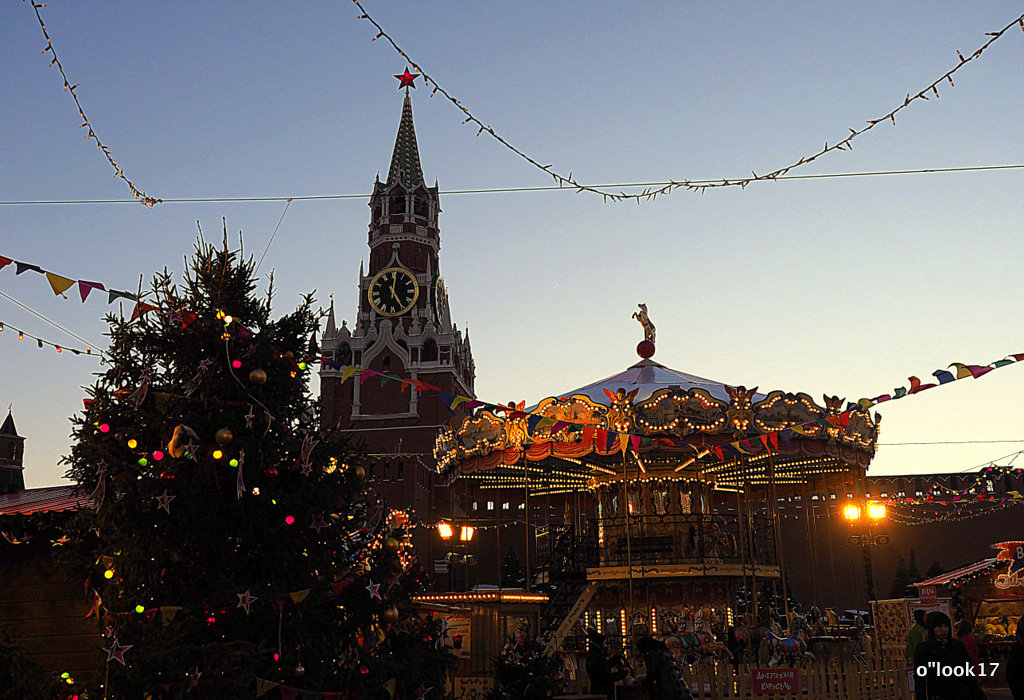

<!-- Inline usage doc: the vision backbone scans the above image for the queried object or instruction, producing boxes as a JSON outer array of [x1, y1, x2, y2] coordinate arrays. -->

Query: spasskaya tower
[[319, 83, 475, 523]]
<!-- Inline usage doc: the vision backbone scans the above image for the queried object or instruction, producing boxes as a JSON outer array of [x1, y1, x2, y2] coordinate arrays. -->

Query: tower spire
[[387, 93, 424, 188]]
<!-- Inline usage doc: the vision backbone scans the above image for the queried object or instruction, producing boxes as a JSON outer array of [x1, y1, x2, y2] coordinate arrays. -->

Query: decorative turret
[[0, 407, 26, 493]]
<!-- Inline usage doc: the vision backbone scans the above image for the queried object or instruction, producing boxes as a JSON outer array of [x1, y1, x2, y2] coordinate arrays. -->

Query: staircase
[[531, 524, 598, 654], [542, 579, 598, 655]]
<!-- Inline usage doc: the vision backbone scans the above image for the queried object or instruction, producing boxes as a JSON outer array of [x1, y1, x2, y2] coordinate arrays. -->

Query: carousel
[[433, 307, 880, 662]]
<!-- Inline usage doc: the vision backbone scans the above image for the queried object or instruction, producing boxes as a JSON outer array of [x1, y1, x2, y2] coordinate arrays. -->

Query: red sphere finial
[[637, 340, 655, 359]]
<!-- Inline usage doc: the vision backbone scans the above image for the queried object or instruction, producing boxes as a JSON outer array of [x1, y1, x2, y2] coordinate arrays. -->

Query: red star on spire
[[394, 68, 419, 89]]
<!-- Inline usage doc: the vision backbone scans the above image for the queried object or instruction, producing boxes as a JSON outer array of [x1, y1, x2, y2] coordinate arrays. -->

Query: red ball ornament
[[637, 340, 655, 359], [359, 665, 369, 676]]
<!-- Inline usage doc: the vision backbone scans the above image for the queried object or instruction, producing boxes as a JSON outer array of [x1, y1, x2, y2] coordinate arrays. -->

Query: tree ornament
[[249, 368, 267, 385], [382, 606, 399, 623], [215, 427, 234, 446], [351, 465, 366, 483], [167, 424, 199, 459], [383, 537, 400, 554]]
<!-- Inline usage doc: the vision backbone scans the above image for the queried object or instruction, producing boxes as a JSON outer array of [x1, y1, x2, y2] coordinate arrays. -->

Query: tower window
[[382, 355, 390, 370], [391, 195, 406, 214], [414, 197, 427, 217], [422, 338, 438, 362]]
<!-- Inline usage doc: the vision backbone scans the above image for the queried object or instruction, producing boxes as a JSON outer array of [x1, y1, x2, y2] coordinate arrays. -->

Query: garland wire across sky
[[22, 2, 1024, 206], [351, 0, 1024, 202]]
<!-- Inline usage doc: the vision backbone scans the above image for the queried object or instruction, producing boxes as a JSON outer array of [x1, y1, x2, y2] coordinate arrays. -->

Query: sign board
[[918, 585, 938, 604], [453, 676, 493, 698], [446, 614, 472, 659], [752, 668, 799, 694], [434, 559, 449, 574]]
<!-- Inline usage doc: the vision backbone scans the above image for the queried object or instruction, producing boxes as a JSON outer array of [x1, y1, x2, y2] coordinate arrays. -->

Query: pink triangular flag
[[78, 280, 106, 302]]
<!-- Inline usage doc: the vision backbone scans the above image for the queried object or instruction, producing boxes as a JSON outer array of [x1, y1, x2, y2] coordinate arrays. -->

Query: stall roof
[[912, 558, 1003, 587], [0, 485, 89, 516]]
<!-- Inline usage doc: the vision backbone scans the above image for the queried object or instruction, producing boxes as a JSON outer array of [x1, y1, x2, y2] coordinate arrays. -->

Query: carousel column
[[522, 452, 531, 590], [741, 459, 759, 619], [767, 451, 791, 622]]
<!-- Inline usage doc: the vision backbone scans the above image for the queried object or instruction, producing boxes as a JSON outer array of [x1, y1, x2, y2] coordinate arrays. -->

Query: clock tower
[[320, 90, 475, 532]]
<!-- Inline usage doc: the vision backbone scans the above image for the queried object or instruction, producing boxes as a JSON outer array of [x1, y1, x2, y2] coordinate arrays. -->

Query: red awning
[[911, 558, 1003, 587], [0, 485, 90, 516]]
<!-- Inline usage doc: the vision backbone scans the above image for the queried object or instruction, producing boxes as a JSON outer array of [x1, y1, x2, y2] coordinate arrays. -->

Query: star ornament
[[104, 638, 133, 665], [156, 490, 175, 514], [365, 578, 382, 601], [237, 589, 258, 615], [394, 68, 419, 89]]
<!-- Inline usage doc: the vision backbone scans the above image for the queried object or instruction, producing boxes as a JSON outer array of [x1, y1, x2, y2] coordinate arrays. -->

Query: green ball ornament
[[383, 537, 400, 555], [249, 368, 268, 386], [215, 427, 234, 446]]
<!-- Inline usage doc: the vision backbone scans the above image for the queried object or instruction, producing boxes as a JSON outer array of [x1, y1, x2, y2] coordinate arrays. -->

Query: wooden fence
[[681, 659, 910, 700]]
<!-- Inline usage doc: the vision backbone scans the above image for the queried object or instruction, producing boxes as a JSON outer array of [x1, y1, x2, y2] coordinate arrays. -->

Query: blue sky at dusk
[[1, 2, 1023, 487]]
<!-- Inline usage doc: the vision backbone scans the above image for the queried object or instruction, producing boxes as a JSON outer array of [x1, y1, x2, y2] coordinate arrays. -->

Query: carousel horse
[[763, 614, 814, 667], [664, 608, 732, 664]]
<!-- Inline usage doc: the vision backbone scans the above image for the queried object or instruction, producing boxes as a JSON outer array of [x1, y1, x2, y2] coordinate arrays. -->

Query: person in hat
[[586, 628, 628, 700], [636, 632, 692, 700], [912, 610, 984, 700]]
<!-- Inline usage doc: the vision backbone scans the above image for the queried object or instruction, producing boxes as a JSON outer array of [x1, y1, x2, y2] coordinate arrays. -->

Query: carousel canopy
[[544, 358, 767, 406], [435, 325, 878, 498]]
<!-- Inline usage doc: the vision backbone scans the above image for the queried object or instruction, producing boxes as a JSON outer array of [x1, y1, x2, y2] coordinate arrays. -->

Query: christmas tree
[[63, 238, 451, 698]]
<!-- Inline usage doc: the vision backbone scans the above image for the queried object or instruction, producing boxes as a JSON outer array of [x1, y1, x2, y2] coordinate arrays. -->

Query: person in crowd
[[913, 610, 984, 700], [956, 619, 979, 669], [636, 632, 692, 700], [586, 629, 628, 700], [1006, 617, 1024, 700], [906, 609, 927, 662]]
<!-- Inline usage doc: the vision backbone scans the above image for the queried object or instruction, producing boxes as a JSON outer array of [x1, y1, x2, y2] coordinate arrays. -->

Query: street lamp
[[437, 522, 476, 590], [844, 500, 888, 603]]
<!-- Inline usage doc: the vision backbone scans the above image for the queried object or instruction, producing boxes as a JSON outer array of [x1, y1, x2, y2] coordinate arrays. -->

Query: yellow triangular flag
[[256, 679, 280, 695], [45, 272, 75, 296], [619, 433, 629, 454], [341, 366, 358, 383], [160, 605, 182, 624], [383, 678, 397, 698], [290, 588, 311, 604]]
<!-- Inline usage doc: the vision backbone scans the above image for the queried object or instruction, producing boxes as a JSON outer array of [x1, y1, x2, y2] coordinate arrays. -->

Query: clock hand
[[390, 276, 398, 300]]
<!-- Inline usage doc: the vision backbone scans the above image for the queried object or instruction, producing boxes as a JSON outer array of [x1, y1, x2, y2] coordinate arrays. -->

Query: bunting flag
[[0, 256, 11, 271], [78, 280, 105, 302], [45, 272, 75, 296], [15, 262, 43, 275]]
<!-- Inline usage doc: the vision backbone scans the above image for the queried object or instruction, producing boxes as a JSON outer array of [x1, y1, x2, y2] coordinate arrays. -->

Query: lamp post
[[437, 522, 475, 590], [843, 501, 887, 604]]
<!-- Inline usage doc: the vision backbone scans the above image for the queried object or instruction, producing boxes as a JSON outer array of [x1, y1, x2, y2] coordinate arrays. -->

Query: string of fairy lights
[[351, 0, 1024, 202], [20, 2, 1024, 207], [26, 1, 159, 207]]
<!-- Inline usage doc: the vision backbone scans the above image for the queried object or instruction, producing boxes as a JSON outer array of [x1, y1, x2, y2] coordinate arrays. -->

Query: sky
[[1, 1, 1023, 489]]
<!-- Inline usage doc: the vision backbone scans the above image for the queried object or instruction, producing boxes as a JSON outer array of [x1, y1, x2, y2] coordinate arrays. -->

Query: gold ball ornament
[[215, 427, 234, 446], [249, 368, 268, 385], [382, 607, 399, 623], [383, 537, 400, 554], [351, 465, 366, 483]]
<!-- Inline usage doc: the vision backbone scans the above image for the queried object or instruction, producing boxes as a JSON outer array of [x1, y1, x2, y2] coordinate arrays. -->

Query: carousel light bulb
[[135, 604, 145, 614], [104, 569, 114, 579], [212, 450, 223, 460], [229, 458, 239, 468], [127, 438, 138, 449]]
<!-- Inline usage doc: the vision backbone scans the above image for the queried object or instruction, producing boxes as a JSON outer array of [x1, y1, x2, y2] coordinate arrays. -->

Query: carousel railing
[[580, 513, 777, 569]]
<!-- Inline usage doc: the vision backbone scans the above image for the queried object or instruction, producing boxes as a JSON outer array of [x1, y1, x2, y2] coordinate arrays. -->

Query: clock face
[[368, 267, 419, 317], [433, 277, 448, 326]]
